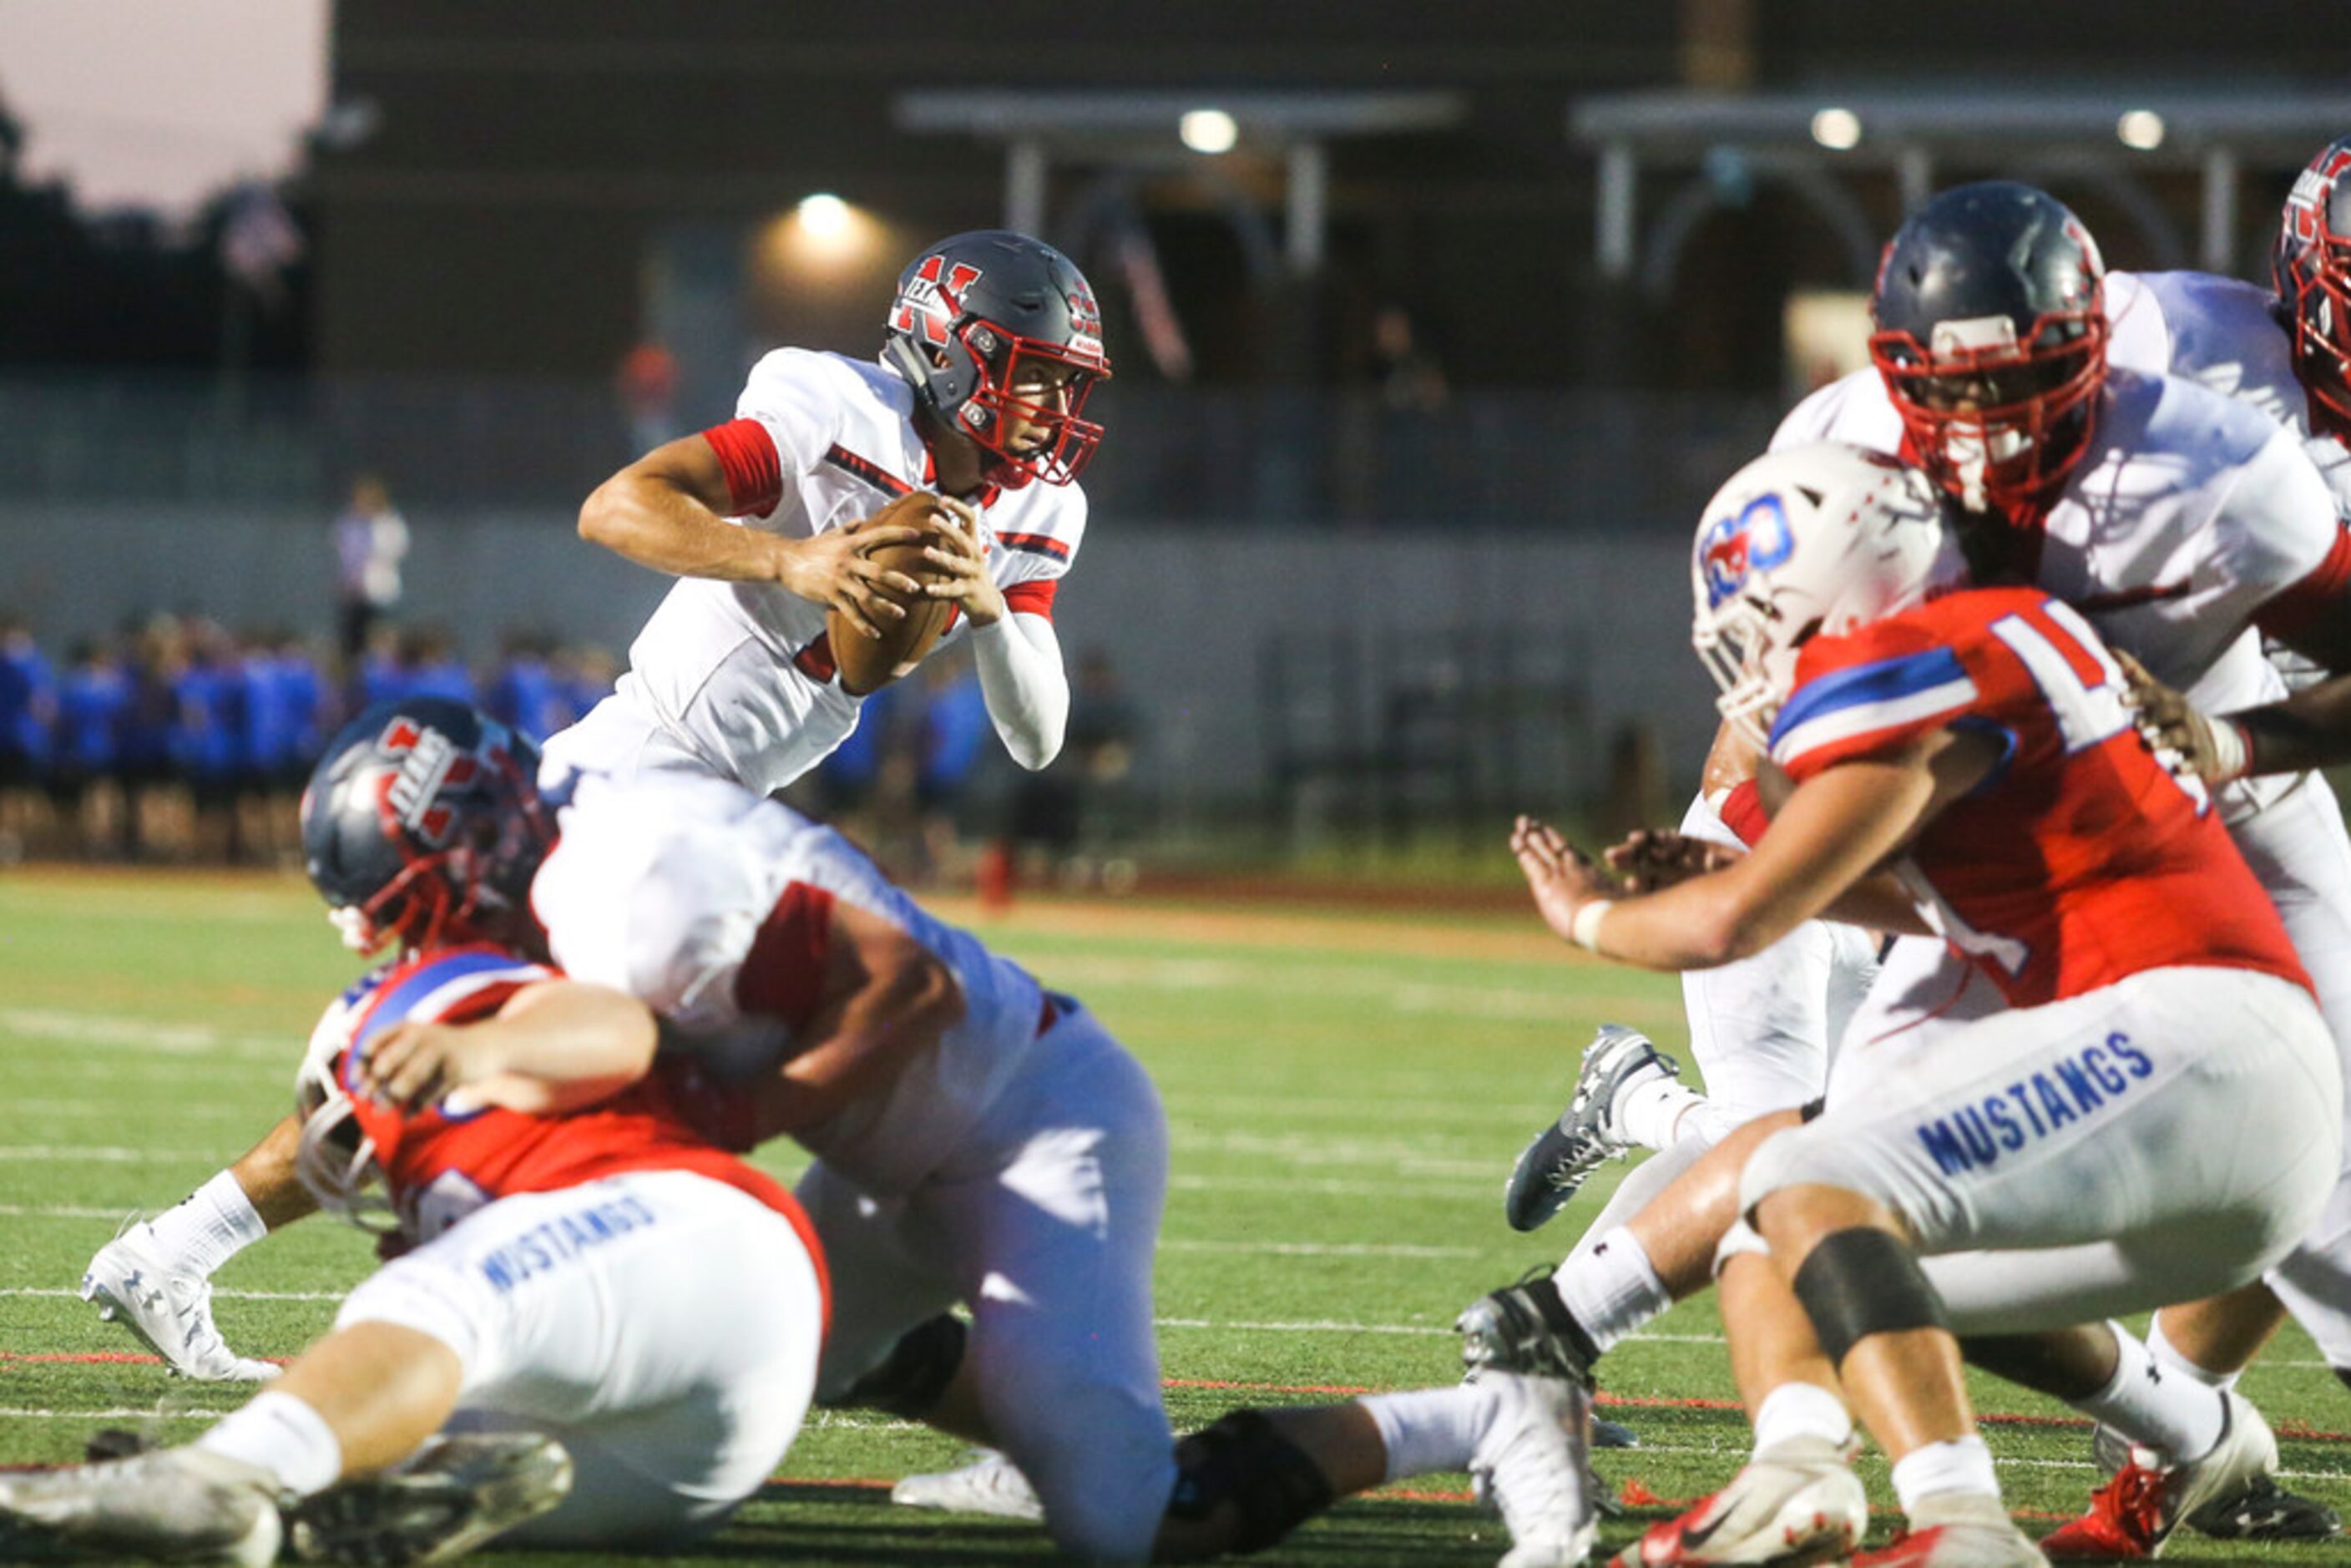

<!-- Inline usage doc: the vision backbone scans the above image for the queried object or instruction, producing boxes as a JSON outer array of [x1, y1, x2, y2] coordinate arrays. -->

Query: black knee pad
[[1790, 1227, 1949, 1368], [821, 1313, 967, 1417], [1165, 1409, 1336, 1555]]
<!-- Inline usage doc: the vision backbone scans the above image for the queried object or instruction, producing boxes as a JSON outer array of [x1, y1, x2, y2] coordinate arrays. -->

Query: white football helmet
[[1691, 442, 1966, 747]]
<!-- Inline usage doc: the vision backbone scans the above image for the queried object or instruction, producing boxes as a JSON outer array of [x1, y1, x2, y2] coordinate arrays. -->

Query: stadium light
[[796, 192, 852, 238], [756, 195, 885, 280], [1180, 109, 1239, 155], [1809, 108, 1863, 151], [2117, 110, 2166, 151]]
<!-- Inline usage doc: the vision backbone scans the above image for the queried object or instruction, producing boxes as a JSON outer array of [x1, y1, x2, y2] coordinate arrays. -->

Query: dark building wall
[[313, 2, 2342, 390], [316, 2, 1676, 382]]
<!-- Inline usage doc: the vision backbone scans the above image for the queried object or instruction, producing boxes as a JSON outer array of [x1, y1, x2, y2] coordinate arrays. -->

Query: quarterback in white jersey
[[545, 230, 1103, 796]]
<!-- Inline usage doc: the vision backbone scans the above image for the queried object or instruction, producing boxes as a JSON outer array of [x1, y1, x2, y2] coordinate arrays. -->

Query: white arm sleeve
[[969, 610, 1069, 771]]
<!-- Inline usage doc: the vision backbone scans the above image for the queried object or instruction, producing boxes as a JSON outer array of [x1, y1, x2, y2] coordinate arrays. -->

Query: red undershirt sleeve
[[700, 418, 784, 519], [1001, 579, 1059, 620]]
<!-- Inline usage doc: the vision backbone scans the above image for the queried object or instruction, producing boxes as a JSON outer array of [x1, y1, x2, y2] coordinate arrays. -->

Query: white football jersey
[[530, 769, 1049, 1196], [2108, 269, 2351, 690], [1772, 365, 2340, 818], [610, 349, 1086, 796], [2107, 270, 2351, 518]]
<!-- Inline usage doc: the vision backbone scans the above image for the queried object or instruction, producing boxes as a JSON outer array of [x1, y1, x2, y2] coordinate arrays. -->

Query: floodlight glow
[[2117, 111, 2166, 151], [796, 193, 852, 238], [1181, 109, 1238, 155], [1810, 108, 1862, 151]]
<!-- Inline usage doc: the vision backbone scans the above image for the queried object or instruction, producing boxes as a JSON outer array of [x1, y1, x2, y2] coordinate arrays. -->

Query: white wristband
[[2205, 715, 2250, 784], [1570, 899, 1615, 953]]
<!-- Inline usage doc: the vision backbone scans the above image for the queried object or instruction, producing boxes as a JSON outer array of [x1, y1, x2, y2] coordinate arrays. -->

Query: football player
[[549, 227, 1104, 792], [81, 227, 1107, 1385], [78, 699, 1600, 1566], [2, 894, 826, 1560], [1480, 178, 2351, 1555], [1515, 442, 2340, 1567]]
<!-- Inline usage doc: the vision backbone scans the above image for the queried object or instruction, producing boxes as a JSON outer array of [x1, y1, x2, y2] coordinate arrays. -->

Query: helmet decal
[[1698, 494, 1795, 609], [378, 717, 478, 847], [891, 253, 985, 350]]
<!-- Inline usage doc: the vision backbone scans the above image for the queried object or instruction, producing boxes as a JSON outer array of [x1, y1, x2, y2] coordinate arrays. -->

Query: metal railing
[[0, 370, 1782, 527]]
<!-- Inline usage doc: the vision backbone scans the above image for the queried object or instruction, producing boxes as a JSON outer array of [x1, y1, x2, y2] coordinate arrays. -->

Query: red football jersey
[[334, 944, 827, 1313], [1771, 587, 2310, 1009]]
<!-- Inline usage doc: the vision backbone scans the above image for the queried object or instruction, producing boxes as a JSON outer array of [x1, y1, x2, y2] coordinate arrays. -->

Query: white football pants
[[333, 1170, 824, 1547], [1745, 965, 2343, 1333], [794, 999, 1176, 1564]]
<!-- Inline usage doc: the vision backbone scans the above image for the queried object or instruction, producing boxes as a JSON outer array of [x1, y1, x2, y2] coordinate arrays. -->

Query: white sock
[[1889, 1435, 2000, 1513], [1751, 1382, 1853, 1455], [2077, 1322, 2226, 1464], [2147, 1314, 2241, 1392], [1361, 1384, 1494, 1482], [197, 1391, 343, 1496], [1616, 1077, 1708, 1153], [144, 1171, 268, 1277], [1551, 1226, 1671, 1354]]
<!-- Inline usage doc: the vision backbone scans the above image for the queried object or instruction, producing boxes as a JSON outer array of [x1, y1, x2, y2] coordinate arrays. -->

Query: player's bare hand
[[2116, 649, 2247, 784], [1602, 828, 1743, 893], [918, 497, 1008, 626], [776, 493, 934, 640], [356, 1019, 505, 1110], [1511, 814, 1612, 943]]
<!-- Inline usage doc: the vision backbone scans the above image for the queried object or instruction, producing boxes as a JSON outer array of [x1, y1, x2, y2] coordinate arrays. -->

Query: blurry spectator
[[916, 657, 992, 876], [615, 339, 682, 454], [403, 626, 478, 705], [121, 617, 187, 858], [171, 626, 245, 862], [486, 631, 574, 744], [53, 640, 130, 857], [331, 474, 410, 661], [1004, 647, 1142, 884], [235, 630, 321, 863], [272, 632, 331, 778], [353, 622, 410, 711], [1370, 304, 1449, 412], [0, 614, 58, 857]]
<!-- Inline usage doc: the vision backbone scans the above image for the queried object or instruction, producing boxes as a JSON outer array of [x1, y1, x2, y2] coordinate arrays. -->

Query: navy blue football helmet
[[301, 698, 552, 956], [1869, 181, 2108, 518], [2275, 137, 2351, 441], [882, 230, 1111, 488]]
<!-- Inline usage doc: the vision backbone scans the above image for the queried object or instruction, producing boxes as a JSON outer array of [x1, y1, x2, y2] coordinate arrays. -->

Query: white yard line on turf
[[0, 1147, 220, 1163], [0, 1204, 1484, 1257], [0, 1009, 293, 1062]]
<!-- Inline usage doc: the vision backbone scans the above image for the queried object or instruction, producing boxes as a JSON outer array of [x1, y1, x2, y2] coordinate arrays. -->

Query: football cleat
[[2080, 1404, 2338, 1546], [1504, 1026, 1682, 1232], [889, 1449, 1044, 1522], [1606, 1438, 1864, 1566], [284, 1432, 573, 1565], [1470, 1372, 1597, 1568], [1856, 1491, 2047, 1566], [2042, 1391, 2323, 1558], [0, 1446, 284, 1566], [82, 1221, 277, 1383], [1460, 1269, 1600, 1388]]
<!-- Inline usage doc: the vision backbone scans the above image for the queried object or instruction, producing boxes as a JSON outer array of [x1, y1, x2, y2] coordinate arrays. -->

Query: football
[[829, 527, 955, 697]]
